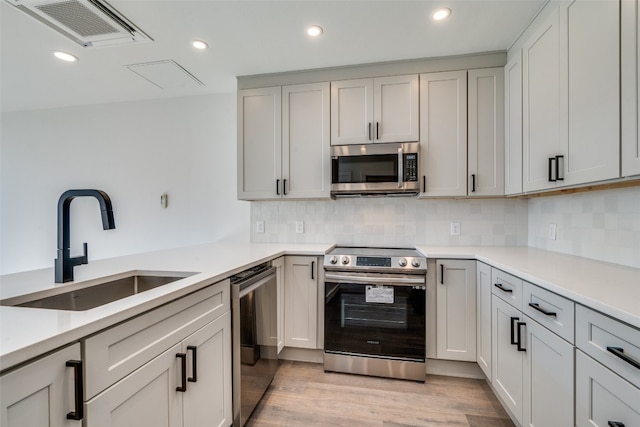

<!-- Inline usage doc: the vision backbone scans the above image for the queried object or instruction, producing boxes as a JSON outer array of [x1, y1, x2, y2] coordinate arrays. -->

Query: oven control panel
[[324, 254, 425, 271]]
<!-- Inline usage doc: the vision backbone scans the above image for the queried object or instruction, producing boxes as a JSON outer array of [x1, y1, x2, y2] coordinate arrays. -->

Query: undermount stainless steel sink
[[3, 272, 196, 311]]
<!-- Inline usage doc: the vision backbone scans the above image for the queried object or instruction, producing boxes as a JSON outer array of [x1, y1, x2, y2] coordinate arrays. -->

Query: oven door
[[324, 272, 426, 362]]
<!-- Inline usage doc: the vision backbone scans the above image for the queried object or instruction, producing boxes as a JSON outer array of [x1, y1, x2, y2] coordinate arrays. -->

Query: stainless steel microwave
[[330, 142, 420, 198]]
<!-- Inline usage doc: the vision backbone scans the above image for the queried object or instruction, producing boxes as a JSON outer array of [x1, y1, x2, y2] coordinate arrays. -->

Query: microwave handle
[[397, 147, 403, 188]]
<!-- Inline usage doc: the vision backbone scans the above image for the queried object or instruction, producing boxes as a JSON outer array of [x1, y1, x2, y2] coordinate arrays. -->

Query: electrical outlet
[[256, 221, 265, 233], [160, 193, 168, 208], [295, 221, 304, 234], [548, 223, 557, 240], [450, 222, 461, 236]]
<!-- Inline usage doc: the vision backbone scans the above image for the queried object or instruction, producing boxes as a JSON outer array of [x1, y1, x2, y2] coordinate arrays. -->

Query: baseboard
[[278, 347, 324, 363], [425, 358, 485, 379]]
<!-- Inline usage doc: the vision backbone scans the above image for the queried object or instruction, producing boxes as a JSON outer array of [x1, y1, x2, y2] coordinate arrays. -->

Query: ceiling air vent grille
[[5, 0, 151, 47]]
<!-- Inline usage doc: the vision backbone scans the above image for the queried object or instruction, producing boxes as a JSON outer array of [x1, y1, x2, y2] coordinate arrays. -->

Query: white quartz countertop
[[0, 242, 333, 371], [1, 243, 638, 372], [416, 246, 640, 330]]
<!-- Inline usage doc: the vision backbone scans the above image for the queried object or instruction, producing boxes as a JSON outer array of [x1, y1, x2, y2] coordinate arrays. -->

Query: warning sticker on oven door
[[365, 285, 394, 303]]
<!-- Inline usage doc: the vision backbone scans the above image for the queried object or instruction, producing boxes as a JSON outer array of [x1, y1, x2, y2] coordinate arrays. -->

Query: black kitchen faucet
[[54, 189, 115, 283]]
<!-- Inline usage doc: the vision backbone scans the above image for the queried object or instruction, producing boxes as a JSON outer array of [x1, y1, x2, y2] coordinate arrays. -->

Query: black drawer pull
[[528, 302, 557, 317], [607, 346, 640, 370], [66, 360, 84, 420], [510, 317, 519, 345], [517, 322, 526, 352], [440, 264, 444, 285], [276, 179, 280, 196], [187, 346, 198, 383], [494, 283, 513, 293], [311, 261, 315, 280], [176, 353, 187, 392], [608, 422, 625, 427]]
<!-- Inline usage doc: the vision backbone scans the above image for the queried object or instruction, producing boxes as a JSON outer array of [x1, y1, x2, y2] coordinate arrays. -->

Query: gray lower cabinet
[[0, 343, 82, 427]]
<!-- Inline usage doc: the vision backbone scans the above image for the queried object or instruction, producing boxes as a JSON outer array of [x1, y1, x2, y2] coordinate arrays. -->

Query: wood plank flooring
[[246, 361, 514, 427]]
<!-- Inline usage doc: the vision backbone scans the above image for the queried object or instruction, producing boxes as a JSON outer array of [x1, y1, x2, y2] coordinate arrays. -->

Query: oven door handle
[[324, 273, 425, 287]]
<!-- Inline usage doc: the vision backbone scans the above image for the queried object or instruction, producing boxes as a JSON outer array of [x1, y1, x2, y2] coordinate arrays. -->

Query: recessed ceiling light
[[192, 40, 208, 50], [306, 25, 323, 37], [52, 51, 78, 62], [432, 7, 452, 21]]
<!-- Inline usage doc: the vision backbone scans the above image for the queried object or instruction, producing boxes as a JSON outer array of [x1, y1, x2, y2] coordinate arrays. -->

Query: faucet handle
[[81, 242, 88, 264]]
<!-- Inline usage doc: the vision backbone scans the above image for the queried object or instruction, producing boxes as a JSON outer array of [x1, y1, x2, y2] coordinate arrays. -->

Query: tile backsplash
[[528, 186, 640, 268], [251, 197, 529, 248]]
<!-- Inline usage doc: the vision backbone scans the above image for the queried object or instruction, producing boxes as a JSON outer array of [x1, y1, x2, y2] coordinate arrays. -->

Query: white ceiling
[[0, 0, 546, 112]]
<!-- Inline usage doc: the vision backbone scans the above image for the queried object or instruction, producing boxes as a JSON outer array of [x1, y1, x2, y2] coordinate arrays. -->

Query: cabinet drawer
[[84, 280, 229, 399], [576, 304, 640, 389], [522, 282, 574, 344], [576, 350, 640, 427], [491, 268, 523, 309]]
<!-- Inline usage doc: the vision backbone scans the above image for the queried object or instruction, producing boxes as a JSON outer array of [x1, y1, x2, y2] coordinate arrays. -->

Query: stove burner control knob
[[398, 257, 408, 267], [341, 256, 350, 265], [329, 255, 338, 264], [411, 259, 421, 268]]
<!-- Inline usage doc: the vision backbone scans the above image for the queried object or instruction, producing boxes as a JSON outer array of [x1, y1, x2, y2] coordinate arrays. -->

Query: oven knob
[[411, 259, 421, 268], [330, 255, 338, 264], [398, 257, 407, 267], [341, 256, 350, 265]]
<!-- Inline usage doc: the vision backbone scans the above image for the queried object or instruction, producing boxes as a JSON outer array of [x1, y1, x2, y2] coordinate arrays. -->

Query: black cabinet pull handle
[[283, 179, 287, 195], [608, 422, 625, 427], [422, 176, 426, 193], [607, 346, 640, 369], [187, 346, 198, 383], [548, 157, 556, 182], [311, 261, 315, 280], [517, 322, 526, 352], [440, 264, 444, 284], [66, 360, 84, 421], [376, 122, 379, 140], [471, 174, 476, 193], [368, 122, 372, 141], [494, 283, 513, 293], [176, 353, 187, 392], [510, 317, 519, 345], [556, 155, 564, 181], [276, 179, 280, 196], [528, 302, 557, 317]]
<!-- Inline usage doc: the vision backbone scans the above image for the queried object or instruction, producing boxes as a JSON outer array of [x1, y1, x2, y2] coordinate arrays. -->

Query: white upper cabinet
[[468, 67, 504, 196], [238, 83, 330, 200], [418, 71, 468, 197], [331, 75, 419, 145], [282, 82, 331, 199], [522, 4, 562, 192], [561, 0, 620, 185], [622, 0, 640, 177], [504, 51, 523, 195], [237, 87, 282, 200]]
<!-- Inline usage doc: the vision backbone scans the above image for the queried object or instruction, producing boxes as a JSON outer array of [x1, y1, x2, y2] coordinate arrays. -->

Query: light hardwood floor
[[246, 361, 514, 427]]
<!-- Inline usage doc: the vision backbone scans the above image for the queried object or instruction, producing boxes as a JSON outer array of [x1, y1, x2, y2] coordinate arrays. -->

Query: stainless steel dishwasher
[[231, 262, 279, 427]]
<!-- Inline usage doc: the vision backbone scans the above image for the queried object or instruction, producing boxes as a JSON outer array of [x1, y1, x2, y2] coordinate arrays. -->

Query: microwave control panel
[[403, 153, 418, 182]]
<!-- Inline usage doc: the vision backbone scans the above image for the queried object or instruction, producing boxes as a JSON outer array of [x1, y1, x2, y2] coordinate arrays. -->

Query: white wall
[[0, 94, 249, 275], [251, 198, 529, 248], [528, 186, 640, 268]]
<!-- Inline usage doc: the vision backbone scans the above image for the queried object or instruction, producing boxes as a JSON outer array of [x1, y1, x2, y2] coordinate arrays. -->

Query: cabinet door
[[468, 67, 504, 196], [476, 262, 492, 380], [282, 82, 331, 198], [418, 71, 468, 197], [284, 256, 318, 349], [374, 75, 419, 143], [505, 51, 523, 195], [331, 79, 373, 145], [622, 0, 640, 177], [183, 312, 232, 427], [523, 316, 574, 427], [522, 4, 561, 192], [561, 0, 620, 185], [1, 343, 81, 427], [86, 343, 183, 427], [492, 296, 524, 425], [436, 259, 476, 361], [237, 87, 282, 200], [576, 350, 640, 427]]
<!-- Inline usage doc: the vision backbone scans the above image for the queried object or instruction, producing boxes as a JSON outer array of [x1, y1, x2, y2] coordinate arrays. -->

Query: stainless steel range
[[323, 247, 427, 382]]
